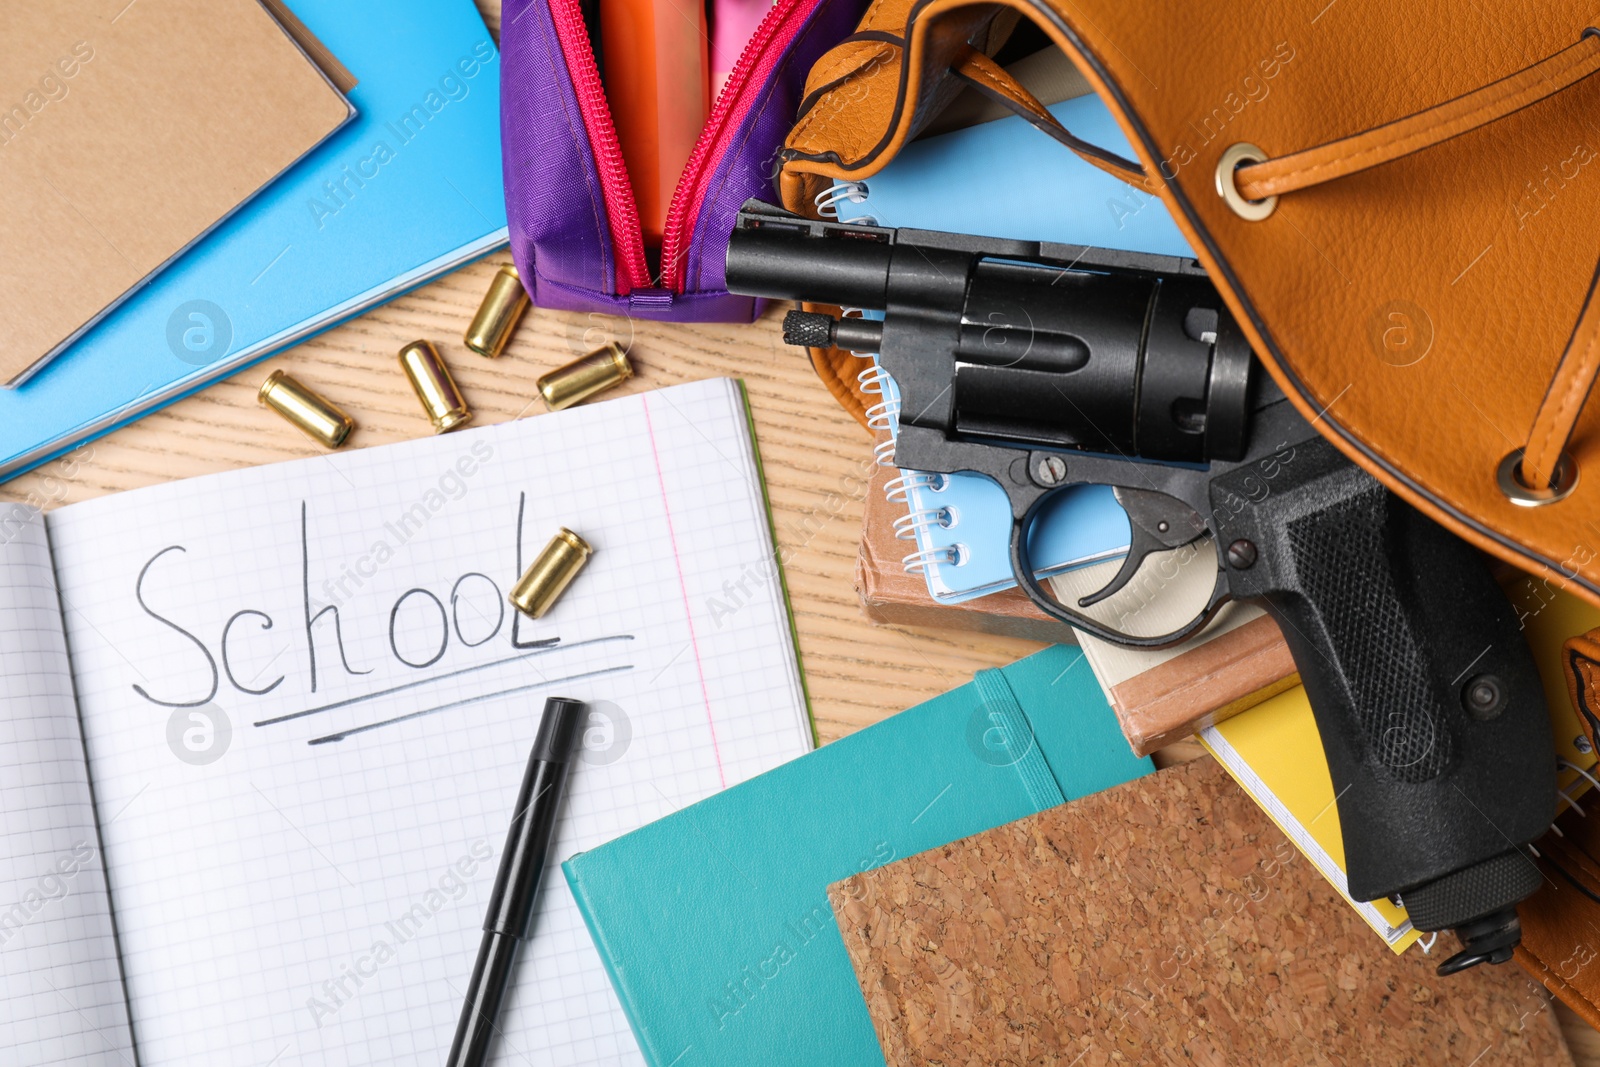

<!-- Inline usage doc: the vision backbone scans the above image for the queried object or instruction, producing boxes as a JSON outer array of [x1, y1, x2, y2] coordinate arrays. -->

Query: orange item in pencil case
[[599, 0, 709, 247]]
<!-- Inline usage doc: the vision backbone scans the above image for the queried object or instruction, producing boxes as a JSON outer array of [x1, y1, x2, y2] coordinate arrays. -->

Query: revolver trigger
[[1077, 522, 1166, 608], [1077, 488, 1208, 610], [1112, 487, 1208, 549]]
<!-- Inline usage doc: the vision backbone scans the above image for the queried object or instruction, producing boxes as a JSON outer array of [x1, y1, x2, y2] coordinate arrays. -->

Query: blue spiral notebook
[[563, 644, 1152, 1067], [869, 360, 1132, 603], [829, 94, 1194, 604], [0, 0, 507, 481]]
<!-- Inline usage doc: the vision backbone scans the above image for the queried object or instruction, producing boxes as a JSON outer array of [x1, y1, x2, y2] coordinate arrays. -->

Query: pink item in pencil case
[[712, 0, 775, 98]]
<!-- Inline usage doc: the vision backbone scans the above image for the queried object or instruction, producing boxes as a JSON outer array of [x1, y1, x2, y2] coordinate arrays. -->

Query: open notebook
[[0, 377, 811, 1065]]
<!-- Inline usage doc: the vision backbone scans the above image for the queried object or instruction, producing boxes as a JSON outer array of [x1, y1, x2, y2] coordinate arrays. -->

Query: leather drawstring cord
[[1231, 33, 1600, 202], [963, 27, 1600, 494], [948, 46, 1157, 192], [1225, 31, 1600, 498], [1523, 264, 1600, 492]]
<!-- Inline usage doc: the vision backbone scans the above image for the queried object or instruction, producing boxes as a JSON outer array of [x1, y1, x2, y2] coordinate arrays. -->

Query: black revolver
[[725, 199, 1555, 975]]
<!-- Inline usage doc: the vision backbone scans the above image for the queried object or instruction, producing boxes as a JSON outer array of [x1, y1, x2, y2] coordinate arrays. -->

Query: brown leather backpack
[[777, 0, 1600, 613]]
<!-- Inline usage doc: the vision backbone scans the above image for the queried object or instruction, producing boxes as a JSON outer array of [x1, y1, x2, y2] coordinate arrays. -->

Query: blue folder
[[563, 644, 1151, 1066], [0, 0, 507, 480]]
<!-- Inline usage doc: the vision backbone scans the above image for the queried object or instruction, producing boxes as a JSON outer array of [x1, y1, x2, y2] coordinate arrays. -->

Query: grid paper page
[[46, 377, 811, 1066], [0, 505, 136, 1065]]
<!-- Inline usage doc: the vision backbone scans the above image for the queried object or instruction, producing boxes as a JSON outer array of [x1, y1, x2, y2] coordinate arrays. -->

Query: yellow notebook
[[1201, 579, 1599, 953]]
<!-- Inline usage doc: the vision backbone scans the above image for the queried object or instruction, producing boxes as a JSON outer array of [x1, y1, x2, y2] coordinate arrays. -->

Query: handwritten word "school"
[[128, 484, 561, 709]]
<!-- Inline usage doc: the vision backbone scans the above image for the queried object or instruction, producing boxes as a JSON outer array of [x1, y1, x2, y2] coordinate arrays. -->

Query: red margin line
[[640, 394, 726, 787]]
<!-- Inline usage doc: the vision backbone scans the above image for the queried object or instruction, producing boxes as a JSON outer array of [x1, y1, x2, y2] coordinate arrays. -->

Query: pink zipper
[[659, 0, 815, 293], [549, 0, 652, 294], [553, 0, 816, 296]]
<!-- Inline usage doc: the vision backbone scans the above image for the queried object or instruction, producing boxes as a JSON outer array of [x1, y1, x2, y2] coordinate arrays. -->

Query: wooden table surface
[[2, 0, 1592, 1059]]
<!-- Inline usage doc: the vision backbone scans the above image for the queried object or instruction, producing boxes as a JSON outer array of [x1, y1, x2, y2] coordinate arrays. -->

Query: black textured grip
[[1285, 488, 1453, 783], [1214, 437, 1553, 911], [782, 310, 837, 348], [1403, 851, 1542, 931]]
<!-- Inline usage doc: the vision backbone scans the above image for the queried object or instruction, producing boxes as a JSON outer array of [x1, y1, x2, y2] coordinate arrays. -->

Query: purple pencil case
[[500, 0, 867, 322]]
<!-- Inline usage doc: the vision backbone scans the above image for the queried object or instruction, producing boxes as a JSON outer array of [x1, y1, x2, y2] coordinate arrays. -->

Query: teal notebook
[[563, 645, 1151, 1066]]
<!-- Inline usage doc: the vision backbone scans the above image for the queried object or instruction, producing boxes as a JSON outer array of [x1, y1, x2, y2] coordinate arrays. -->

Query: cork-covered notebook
[[829, 759, 1571, 1067]]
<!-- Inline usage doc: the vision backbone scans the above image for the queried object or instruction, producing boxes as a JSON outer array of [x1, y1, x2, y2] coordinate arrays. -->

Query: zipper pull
[[628, 288, 674, 312]]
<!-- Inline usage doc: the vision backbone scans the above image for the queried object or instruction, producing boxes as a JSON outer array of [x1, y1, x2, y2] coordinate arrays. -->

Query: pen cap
[[531, 696, 589, 763]]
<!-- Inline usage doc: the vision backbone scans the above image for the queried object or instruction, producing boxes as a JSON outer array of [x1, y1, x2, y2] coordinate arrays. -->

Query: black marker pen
[[446, 696, 588, 1067]]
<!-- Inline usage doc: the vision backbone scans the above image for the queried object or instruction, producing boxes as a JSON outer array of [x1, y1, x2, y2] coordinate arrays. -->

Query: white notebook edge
[[0, 504, 138, 1064], [721, 379, 816, 751]]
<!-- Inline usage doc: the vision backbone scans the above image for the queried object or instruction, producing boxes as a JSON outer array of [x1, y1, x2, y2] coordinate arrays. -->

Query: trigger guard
[[1007, 502, 1228, 650]]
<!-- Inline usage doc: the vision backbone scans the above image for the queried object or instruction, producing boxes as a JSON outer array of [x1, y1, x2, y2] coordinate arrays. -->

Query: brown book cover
[[859, 455, 1297, 753], [830, 758, 1571, 1067], [0, 0, 354, 383]]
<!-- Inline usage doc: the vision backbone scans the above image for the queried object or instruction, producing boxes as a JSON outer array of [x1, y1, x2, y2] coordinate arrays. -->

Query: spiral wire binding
[[1532, 762, 1585, 855], [1555, 756, 1598, 819], [858, 362, 893, 395], [832, 281, 970, 580], [903, 544, 966, 574], [866, 401, 898, 435], [1523, 755, 1600, 920], [814, 182, 877, 225], [893, 506, 957, 541], [1563, 756, 1600, 794], [1385, 758, 1600, 949], [864, 362, 899, 436], [839, 307, 872, 358], [885, 472, 949, 504], [835, 306, 903, 470], [1524, 756, 1600, 909], [1422, 753, 1600, 945]]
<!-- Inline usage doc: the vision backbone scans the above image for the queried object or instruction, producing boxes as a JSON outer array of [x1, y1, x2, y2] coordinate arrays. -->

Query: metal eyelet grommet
[[1498, 448, 1579, 506], [1215, 143, 1278, 221]]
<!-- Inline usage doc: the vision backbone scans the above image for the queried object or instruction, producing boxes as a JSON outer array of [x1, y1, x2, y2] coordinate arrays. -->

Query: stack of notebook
[[557, 641, 1583, 1064], [0, 0, 508, 480]]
